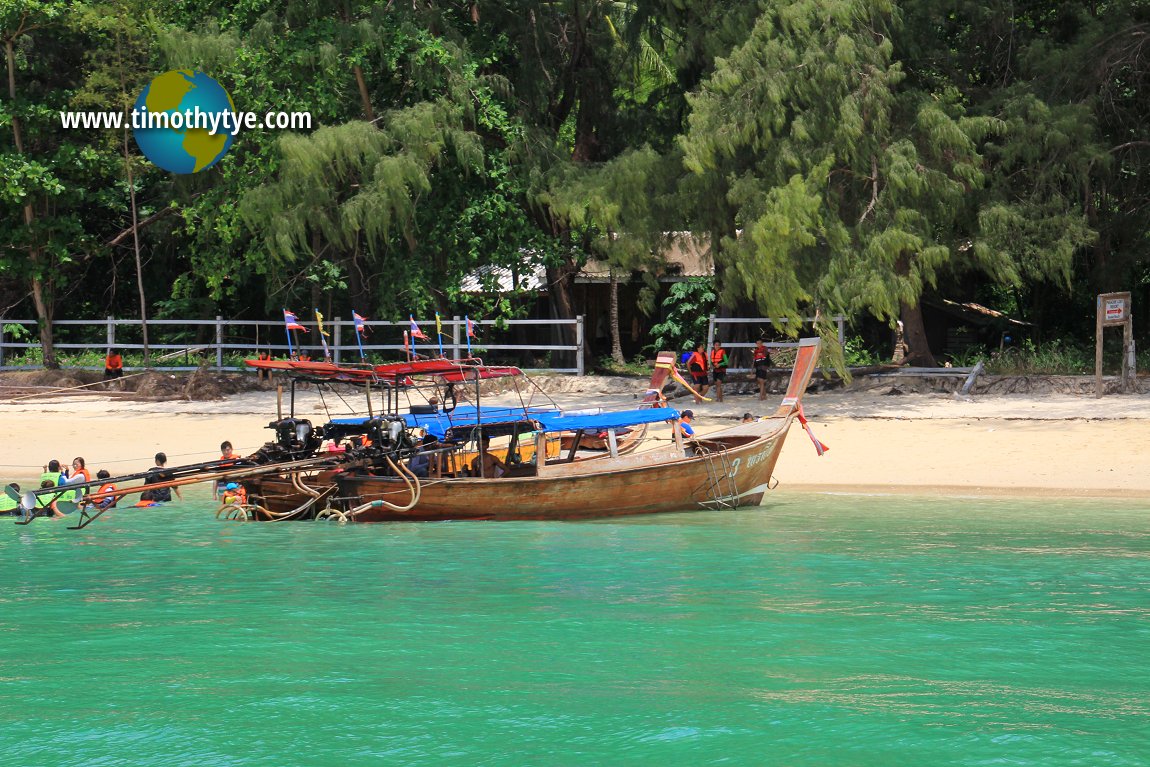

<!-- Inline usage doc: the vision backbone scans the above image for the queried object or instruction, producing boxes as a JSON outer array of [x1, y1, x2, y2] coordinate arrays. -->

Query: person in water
[[0, 483, 20, 516], [141, 452, 181, 503], [85, 470, 118, 511]]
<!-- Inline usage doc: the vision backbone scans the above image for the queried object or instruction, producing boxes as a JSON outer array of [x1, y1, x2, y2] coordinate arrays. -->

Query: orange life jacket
[[91, 483, 117, 506], [688, 351, 707, 373], [710, 348, 727, 368], [105, 354, 123, 370]]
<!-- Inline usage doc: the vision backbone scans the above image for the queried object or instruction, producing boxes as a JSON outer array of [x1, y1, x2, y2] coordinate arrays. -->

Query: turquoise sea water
[[2, 493, 1148, 766]]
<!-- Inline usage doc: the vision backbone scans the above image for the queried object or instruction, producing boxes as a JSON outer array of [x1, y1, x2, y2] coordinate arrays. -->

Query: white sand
[[2, 383, 1147, 499]]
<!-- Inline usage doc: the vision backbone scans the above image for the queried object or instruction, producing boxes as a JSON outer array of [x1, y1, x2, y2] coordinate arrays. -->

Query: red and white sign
[[1104, 298, 1127, 322]]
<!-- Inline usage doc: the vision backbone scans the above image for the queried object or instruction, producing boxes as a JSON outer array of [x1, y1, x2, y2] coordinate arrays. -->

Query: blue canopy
[[535, 407, 680, 434], [329, 405, 679, 439]]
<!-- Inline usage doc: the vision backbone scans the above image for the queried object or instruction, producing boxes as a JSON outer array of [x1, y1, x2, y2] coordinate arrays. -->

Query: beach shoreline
[[2, 381, 1147, 501]]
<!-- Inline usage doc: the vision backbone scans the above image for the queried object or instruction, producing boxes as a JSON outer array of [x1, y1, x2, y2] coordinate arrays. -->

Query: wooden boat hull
[[248, 421, 790, 521], [243, 338, 821, 523]]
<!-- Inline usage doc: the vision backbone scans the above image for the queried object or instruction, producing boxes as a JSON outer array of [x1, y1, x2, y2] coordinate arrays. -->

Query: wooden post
[[575, 316, 585, 376], [1096, 292, 1133, 397], [0, 319, 5, 368], [106, 316, 115, 351], [958, 360, 984, 397], [333, 316, 342, 364], [215, 316, 224, 370], [1095, 297, 1105, 398], [452, 315, 461, 360]]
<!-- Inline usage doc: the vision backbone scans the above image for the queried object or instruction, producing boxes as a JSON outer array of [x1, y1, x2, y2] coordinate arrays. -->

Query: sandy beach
[[2, 378, 1147, 499]]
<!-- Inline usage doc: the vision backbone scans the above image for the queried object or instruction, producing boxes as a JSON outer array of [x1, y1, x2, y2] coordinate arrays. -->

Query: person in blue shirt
[[678, 409, 696, 438]]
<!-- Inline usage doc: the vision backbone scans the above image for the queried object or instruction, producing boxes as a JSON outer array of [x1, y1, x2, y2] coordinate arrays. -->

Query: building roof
[[577, 233, 713, 283], [458, 263, 548, 293]]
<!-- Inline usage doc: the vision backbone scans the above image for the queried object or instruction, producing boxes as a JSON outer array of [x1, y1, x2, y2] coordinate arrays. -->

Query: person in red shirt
[[686, 343, 710, 403]]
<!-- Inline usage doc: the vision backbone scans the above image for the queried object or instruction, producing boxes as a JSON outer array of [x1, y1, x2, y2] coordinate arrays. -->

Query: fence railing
[[706, 315, 846, 372], [0, 316, 586, 375], [0, 313, 842, 375]]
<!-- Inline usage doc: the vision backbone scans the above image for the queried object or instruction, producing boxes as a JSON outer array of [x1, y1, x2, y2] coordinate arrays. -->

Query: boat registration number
[[729, 447, 773, 478]]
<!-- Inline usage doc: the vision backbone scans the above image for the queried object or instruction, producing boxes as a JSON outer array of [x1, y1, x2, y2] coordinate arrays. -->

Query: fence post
[[452, 315, 461, 360], [106, 316, 115, 351], [576, 315, 585, 376], [837, 315, 845, 347], [333, 316, 342, 364], [215, 316, 224, 370], [0, 319, 4, 368]]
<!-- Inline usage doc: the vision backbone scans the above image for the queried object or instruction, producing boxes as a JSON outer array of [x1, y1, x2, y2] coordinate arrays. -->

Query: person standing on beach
[[686, 344, 710, 403], [752, 339, 772, 401], [710, 340, 729, 402]]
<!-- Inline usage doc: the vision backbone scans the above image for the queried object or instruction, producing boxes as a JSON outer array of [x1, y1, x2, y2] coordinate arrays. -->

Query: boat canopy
[[534, 407, 680, 433], [329, 405, 679, 440]]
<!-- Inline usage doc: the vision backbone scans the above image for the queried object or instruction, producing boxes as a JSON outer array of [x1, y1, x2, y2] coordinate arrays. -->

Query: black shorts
[[754, 364, 770, 380], [690, 372, 708, 387], [104, 368, 123, 379], [712, 369, 726, 383]]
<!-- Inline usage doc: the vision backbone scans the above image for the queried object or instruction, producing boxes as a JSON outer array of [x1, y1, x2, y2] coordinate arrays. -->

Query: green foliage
[[842, 336, 881, 367], [647, 277, 716, 354], [985, 339, 1094, 376]]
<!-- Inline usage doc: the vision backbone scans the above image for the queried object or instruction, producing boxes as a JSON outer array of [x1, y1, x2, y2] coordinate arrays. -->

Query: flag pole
[[353, 310, 367, 362], [282, 309, 295, 359], [314, 309, 331, 362], [465, 315, 473, 357], [435, 311, 445, 358]]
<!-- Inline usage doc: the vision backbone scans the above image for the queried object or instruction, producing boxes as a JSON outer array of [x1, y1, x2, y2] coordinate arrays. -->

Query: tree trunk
[[352, 64, 375, 123], [609, 269, 624, 364], [124, 130, 150, 366], [545, 261, 578, 369], [7, 38, 56, 368], [899, 299, 937, 367]]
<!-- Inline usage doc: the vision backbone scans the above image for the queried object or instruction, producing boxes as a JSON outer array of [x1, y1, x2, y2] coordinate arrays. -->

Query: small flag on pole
[[352, 310, 368, 361], [283, 309, 308, 332], [409, 315, 428, 341], [466, 316, 478, 338], [434, 312, 445, 358], [314, 309, 331, 361]]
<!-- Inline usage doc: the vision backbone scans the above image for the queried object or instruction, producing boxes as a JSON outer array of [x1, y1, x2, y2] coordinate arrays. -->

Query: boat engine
[[363, 416, 414, 454], [252, 417, 323, 462]]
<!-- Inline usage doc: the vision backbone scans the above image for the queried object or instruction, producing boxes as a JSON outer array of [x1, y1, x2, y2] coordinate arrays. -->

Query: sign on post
[[1095, 292, 1134, 397]]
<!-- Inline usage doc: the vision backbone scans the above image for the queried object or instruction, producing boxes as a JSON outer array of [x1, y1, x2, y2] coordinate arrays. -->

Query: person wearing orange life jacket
[[710, 339, 730, 402], [686, 343, 710, 404], [85, 470, 118, 512], [221, 483, 247, 505]]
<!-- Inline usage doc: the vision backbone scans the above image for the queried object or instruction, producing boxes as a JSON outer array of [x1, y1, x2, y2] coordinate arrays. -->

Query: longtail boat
[[240, 338, 821, 522]]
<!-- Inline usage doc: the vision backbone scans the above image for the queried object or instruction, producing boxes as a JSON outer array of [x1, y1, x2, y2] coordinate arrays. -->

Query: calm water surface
[[2, 493, 1148, 766]]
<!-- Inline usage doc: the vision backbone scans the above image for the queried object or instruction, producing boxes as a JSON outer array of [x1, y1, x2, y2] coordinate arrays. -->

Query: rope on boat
[[346, 456, 422, 517]]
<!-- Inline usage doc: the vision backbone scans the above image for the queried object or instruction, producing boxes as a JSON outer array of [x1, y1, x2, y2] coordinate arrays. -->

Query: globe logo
[[132, 70, 236, 174]]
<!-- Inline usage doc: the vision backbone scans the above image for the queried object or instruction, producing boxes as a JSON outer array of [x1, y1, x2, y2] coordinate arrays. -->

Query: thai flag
[[409, 315, 428, 341], [353, 310, 368, 335], [283, 309, 308, 332], [466, 316, 478, 338]]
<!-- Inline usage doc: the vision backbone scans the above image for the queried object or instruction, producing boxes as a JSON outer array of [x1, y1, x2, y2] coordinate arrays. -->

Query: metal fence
[[0, 314, 841, 374], [0, 316, 586, 375], [706, 315, 846, 372]]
